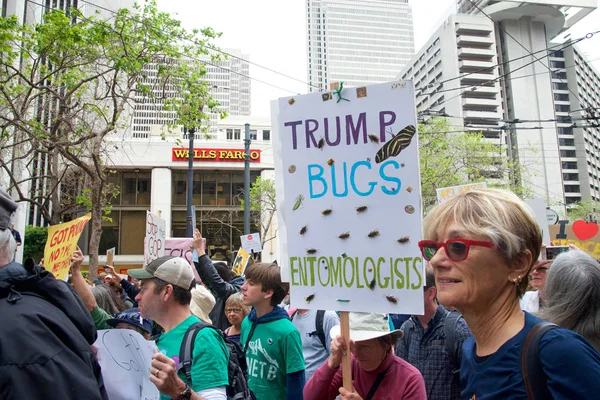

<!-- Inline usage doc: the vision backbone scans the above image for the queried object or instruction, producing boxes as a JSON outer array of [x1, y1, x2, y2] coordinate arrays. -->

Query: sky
[[155, 0, 600, 117]]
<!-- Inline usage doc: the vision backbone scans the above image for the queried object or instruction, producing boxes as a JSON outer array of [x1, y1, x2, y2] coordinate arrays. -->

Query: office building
[[307, 0, 415, 91]]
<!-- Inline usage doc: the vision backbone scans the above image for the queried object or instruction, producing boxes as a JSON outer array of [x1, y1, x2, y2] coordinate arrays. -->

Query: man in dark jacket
[[191, 229, 245, 331], [0, 188, 108, 400]]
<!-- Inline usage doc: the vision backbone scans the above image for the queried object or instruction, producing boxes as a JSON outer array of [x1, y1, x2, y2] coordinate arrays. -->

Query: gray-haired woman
[[539, 249, 600, 352]]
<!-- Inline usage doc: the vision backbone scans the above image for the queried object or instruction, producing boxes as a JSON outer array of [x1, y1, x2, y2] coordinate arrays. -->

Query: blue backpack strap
[[521, 321, 558, 400], [444, 310, 462, 373], [178, 321, 210, 385]]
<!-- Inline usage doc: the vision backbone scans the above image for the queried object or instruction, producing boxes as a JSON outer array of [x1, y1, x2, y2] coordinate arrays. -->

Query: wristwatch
[[175, 385, 192, 400]]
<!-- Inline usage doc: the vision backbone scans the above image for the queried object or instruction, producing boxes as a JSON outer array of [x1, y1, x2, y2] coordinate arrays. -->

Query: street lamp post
[[186, 126, 196, 238]]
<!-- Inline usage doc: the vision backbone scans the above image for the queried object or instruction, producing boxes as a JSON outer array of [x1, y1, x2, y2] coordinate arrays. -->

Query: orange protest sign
[[549, 220, 600, 260], [43, 213, 92, 280], [231, 247, 251, 277]]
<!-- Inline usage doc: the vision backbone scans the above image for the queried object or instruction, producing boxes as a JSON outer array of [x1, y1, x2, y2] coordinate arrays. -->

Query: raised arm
[[69, 249, 96, 312]]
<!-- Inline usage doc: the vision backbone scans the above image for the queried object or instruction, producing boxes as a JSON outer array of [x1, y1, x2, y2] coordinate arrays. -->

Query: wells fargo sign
[[172, 148, 261, 162]]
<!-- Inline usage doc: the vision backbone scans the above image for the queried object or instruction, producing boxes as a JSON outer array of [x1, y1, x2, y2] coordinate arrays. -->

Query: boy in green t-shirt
[[129, 256, 229, 400], [240, 263, 305, 400]]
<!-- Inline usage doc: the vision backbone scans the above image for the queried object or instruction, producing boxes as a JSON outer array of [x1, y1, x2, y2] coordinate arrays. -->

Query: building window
[[555, 104, 570, 113], [550, 60, 566, 69], [559, 138, 575, 146], [565, 196, 581, 205], [250, 130, 257, 140], [554, 93, 569, 102], [563, 173, 579, 181], [549, 50, 564, 58], [172, 171, 187, 206], [262, 130, 271, 141], [552, 71, 567, 80], [564, 185, 581, 193], [226, 129, 233, 140], [560, 150, 577, 157], [558, 127, 573, 135], [553, 82, 568, 90], [234, 129, 241, 140], [121, 171, 151, 206]]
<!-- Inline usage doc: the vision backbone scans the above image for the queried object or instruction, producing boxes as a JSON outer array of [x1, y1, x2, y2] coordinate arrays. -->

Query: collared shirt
[[396, 305, 472, 400]]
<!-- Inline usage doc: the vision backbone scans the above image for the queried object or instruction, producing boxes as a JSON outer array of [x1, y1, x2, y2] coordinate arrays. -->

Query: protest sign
[[164, 238, 201, 282], [240, 232, 262, 254], [525, 199, 552, 245], [549, 220, 600, 260], [275, 80, 424, 314], [106, 247, 115, 266], [94, 329, 159, 400], [231, 247, 251, 277], [43, 213, 91, 280], [144, 211, 165, 266], [436, 182, 487, 204]]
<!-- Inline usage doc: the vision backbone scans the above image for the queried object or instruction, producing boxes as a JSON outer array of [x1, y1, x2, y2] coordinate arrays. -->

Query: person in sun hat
[[304, 312, 426, 400], [106, 307, 153, 340], [190, 284, 216, 324], [129, 256, 229, 400]]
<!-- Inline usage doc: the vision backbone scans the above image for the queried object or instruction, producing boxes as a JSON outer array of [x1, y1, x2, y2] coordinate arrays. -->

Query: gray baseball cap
[[0, 188, 18, 231], [128, 256, 195, 290]]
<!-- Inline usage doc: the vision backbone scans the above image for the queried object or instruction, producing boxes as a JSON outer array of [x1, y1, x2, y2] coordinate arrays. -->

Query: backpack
[[402, 310, 463, 374], [521, 322, 558, 400], [291, 309, 327, 349], [179, 322, 256, 400]]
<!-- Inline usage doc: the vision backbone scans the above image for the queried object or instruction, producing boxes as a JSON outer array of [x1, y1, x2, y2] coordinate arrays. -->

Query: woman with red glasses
[[418, 188, 600, 399]]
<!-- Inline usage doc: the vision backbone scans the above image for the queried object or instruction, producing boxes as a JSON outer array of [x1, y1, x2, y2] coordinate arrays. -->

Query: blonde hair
[[423, 188, 542, 297], [225, 292, 250, 316]]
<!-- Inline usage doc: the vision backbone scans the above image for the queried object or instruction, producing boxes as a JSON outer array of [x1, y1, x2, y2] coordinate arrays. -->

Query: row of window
[[225, 129, 270, 141]]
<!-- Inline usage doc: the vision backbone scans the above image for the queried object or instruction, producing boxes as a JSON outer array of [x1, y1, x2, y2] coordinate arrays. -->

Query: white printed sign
[[144, 211, 166, 266], [525, 199, 552, 246], [240, 232, 262, 254], [94, 329, 159, 400], [275, 80, 424, 314], [436, 182, 487, 204]]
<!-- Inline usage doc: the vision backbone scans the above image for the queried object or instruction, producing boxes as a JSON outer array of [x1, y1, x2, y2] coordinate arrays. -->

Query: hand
[[191, 229, 206, 257], [339, 387, 362, 400], [70, 248, 84, 272], [328, 335, 349, 370], [149, 353, 186, 398], [104, 265, 116, 276]]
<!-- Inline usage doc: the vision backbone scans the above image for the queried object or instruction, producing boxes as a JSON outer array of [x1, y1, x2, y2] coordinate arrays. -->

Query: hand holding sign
[[70, 248, 84, 272], [191, 229, 207, 257]]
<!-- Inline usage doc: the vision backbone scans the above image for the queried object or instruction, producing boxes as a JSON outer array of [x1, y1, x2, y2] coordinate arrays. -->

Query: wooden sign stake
[[340, 311, 353, 392]]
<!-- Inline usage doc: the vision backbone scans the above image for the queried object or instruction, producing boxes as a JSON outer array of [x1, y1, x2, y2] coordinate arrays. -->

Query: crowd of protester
[[2, 186, 600, 399]]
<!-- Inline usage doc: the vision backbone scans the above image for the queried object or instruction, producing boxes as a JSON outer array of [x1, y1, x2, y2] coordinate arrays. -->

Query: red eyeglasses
[[418, 239, 495, 262]]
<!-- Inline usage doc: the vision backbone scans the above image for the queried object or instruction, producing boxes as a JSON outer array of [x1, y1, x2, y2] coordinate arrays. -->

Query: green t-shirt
[[240, 316, 305, 400], [90, 305, 112, 331], [156, 315, 229, 399]]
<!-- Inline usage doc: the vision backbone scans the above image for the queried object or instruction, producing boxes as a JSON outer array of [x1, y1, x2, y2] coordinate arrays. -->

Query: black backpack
[[179, 322, 256, 400], [402, 310, 464, 374], [291, 309, 327, 349]]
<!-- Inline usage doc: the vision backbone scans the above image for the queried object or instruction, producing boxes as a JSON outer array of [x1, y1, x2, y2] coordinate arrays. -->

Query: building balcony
[[459, 59, 497, 73], [458, 47, 495, 61], [462, 86, 498, 99], [456, 35, 493, 48], [463, 110, 502, 122], [460, 73, 497, 86], [456, 23, 493, 36], [462, 97, 500, 110]]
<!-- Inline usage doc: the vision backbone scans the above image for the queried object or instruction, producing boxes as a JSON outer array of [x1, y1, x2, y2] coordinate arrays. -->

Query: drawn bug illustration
[[338, 232, 350, 239], [356, 205, 368, 213], [305, 293, 315, 303], [367, 229, 380, 238], [306, 248, 317, 254], [385, 295, 399, 304], [317, 138, 325, 149], [299, 225, 307, 235], [375, 125, 416, 164], [327, 158, 335, 166], [397, 236, 410, 244], [369, 279, 377, 290], [368, 134, 380, 144], [366, 157, 371, 162], [337, 299, 350, 303], [322, 208, 333, 216], [406, 186, 413, 193], [292, 194, 304, 211]]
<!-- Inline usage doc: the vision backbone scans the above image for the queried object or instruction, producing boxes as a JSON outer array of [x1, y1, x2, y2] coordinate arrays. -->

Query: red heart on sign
[[572, 220, 599, 241]]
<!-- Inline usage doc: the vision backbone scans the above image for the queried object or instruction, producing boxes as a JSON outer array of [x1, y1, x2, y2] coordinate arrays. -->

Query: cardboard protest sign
[[144, 211, 165, 266], [525, 199, 552, 245], [436, 182, 487, 204], [232, 247, 251, 277], [94, 329, 159, 400], [43, 213, 91, 280], [106, 247, 115, 266], [549, 220, 600, 260], [275, 80, 424, 314], [240, 232, 262, 254], [164, 238, 201, 282]]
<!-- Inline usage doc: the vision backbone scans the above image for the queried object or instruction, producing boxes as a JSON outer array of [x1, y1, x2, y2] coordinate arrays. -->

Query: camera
[[543, 246, 570, 260]]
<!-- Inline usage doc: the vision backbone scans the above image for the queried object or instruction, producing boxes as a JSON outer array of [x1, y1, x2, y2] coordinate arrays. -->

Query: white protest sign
[[240, 232, 262, 254], [144, 211, 166, 266], [272, 100, 290, 281], [436, 182, 487, 204], [525, 199, 552, 246], [94, 329, 159, 400], [276, 80, 424, 314]]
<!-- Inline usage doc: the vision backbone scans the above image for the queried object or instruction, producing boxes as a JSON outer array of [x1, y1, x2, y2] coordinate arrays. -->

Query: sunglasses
[[531, 267, 548, 274], [418, 239, 495, 262]]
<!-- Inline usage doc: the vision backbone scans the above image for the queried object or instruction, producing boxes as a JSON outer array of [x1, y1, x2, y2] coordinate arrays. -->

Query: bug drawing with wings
[[375, 125, 416, 164]]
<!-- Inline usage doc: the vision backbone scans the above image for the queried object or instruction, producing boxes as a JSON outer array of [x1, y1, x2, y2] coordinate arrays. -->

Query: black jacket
[[194, 254, 245, 331], [0, 262, 108, 400]]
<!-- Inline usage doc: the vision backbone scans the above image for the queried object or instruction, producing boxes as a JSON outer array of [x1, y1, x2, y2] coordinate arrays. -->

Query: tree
[[0, 1, 222, 280], [23, 225, 47, 262], [245, 177, 277, 248], [419, 118, 532, 211], [565, 200, 600, 222]]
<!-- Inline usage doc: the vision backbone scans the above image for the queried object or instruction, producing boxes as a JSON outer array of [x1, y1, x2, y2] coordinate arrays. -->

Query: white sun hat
[[330, 312, 403, 342]]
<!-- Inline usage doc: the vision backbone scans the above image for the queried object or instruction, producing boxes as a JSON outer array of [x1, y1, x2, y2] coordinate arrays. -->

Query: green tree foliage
[[23, 225, 47, 262], [0, 1, 222, 279], [565, 200, 600, 222], [419, 118, 531, 211], [245, 177, 277, 247]]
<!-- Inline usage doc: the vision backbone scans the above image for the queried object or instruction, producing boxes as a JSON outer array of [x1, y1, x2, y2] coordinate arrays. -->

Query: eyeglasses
[[531, 267, 548, 274], [418, 239, 495, 262], [226, 308, 243, 314]]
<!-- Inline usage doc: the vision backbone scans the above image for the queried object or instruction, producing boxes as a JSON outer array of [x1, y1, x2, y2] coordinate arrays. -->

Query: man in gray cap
[[0, 187, 108, 400], [130, 256, 230, 400]]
